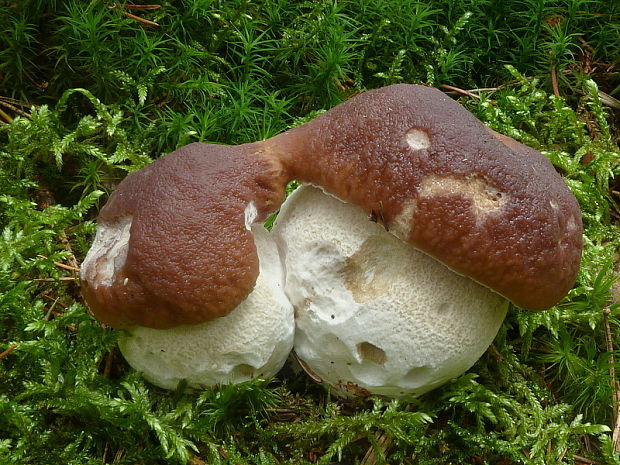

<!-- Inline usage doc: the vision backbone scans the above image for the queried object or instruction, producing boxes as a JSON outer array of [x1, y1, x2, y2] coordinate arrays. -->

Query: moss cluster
[[1, 1, 619, 463]]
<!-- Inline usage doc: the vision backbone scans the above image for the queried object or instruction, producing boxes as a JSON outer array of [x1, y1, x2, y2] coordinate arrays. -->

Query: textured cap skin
[[271, 84, 582, 310], [81, 84, 583, 330], [80, 142, 287, 329]]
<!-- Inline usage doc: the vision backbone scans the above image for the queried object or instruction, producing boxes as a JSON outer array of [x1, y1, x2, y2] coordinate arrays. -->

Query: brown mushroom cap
[[81, 84, 582, 329], [269, 84, 582, 309], [80, 142, 287, 329]]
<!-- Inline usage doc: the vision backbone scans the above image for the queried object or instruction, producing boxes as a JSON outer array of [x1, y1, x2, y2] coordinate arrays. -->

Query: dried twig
[[188, 453, 208, 465], [59, 231, 81, 271], [44, 297, 59, 321], [488, 343, 505, 361], [0, 344, 19, 360], [103, 351, 114, 378], [599, 91, 620, 110], [41, 293, 70, 309], [292, 351, 323, 383], [102, 443, 109, 465], [0, 106, 13, 123], [31, 277, 78, 282], [22, 69, 48, 90], [124, 3, 161, 10], [360, 404, 412, 464], [123, 11, 159, 26], [550, 66, 561, 98], [53, 262, 80, 272], [37, 254, 80, 272], [0, 95, 35, 106], [464, 87, 499, 94], [573, 454, 601, 465], [0, 99, 31, 118], [360, 430, 393, 465], [441, 84, 483, 100], [113, 449, 124, 464], [440, 84, 498, 106]]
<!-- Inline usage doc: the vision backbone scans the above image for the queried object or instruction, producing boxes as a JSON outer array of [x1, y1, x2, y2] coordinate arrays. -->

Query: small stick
[[0, 106, 13, 123], [41, 293, 69, 309], [38, 254, 80, 272], [123, 11, 159, 26], [573, 454, 601, 465], [441, 84, 482, 100], [360, 430, 393, 465], [103, 351, 114, 378], [0, 344, 19, 360], [59, 231, 81, 271], [360, 404, 412, 464], [22, 69, 48, 90], [44, 297, 59, 321], [0, 95, 35, 106], [488, 343, 505, 361], [0, 100, 31, 118], [292, 351, 323, 383], [603, 307, 620, 451], [217, 447, 229, 459], [265, 408, 296, 413], [440, 84, 498, 106], [102, 443, 109, 464], [124, 4, 161, 9], [53, 261, 80, 272], [550, 66, 561, 98], [31, 277, 77, 282], [113, 449, 124, 464], [465, 87, 499, 94], [598, 91, 620, 110], [189, 453, 208, 465]]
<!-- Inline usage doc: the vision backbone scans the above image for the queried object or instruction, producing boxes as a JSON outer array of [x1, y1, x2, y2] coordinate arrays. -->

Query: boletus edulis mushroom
[[80, 84, 582, 395]]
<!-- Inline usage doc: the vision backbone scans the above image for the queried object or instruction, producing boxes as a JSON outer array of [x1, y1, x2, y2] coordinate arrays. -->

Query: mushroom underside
[[272, 185, 509, 398]]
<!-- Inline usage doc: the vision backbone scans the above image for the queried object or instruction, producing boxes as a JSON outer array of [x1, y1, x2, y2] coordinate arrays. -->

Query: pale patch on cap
[[405, 128, 431, 151]]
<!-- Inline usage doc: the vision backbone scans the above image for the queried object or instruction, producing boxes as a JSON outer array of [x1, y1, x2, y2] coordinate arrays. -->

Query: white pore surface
[[272, 185, 508, 398], [118, 225, 294, 390]]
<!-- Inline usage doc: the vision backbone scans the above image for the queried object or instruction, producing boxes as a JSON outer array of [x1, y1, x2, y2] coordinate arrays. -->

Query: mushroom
[[79, 143, 295, 388], [80, 142, 290, 329], [267, 84, 582, 311], [80, 84, 582, 391], [116, 226, 294, 389]]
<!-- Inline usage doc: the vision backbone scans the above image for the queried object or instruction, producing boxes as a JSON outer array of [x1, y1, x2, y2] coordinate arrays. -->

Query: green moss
[[1, 1, 619, 463]]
